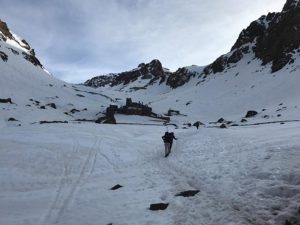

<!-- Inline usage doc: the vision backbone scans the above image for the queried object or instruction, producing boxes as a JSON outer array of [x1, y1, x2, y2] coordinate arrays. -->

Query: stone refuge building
[[99, 98, 170, 124]]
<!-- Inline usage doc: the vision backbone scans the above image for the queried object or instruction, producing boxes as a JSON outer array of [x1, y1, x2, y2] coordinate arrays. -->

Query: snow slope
[[0, 27, 115, 127], [99, 51, 300, 126], [85, 1, 300, 126], [1, 1, 300, 224], [0, 122, 299, 225]]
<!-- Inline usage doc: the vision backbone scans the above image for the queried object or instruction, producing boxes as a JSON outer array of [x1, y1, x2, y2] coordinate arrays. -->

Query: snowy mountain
[[84, 0, 300, 126], [85, 59, 199, 89], [0, 19, 114, 127], [1, 1, 300, 225], [204, 0, 300, 74]]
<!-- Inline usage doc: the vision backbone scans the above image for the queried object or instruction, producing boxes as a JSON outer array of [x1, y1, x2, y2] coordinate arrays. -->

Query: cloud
[[0, 0, 285, 83]]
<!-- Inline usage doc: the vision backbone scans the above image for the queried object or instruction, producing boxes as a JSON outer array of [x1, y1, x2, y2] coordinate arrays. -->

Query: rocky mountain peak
[[204, 0, 300, 75], [0, 19, 43, 68], [139, 59, 164, 78], [85, 59, 167, 88], [84, 59, 197, 89], [283, 0, 300, 12], [0, 19, 30, 50], [0, 20, 13, 40]]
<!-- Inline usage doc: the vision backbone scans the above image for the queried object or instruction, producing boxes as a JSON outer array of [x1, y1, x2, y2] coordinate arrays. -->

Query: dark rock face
[[0, 20, 42, 68], [166, 67, 193, 89], [85, 59, 167, 88], [203, 47, 247, 75], [0, 20, 31, 50], [283, 0, 300, 12], [204, 0, 300, 74], [0, 51, 8, 62], [149, 203, 169, 211], [0, 20, 30, 50], [22, 52, 43, 68], [85, 59, 195, 89], [85, 75, 116, 88], [0, 20, 13, 41]]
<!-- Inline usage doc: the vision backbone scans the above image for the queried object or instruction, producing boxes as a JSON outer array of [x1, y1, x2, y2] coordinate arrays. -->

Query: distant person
[[169, 132, 177, 150], [162, 131, 177, 157]]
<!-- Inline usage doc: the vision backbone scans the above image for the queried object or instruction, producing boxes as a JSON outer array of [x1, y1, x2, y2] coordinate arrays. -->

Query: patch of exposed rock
[[204, 0, 300, 74]]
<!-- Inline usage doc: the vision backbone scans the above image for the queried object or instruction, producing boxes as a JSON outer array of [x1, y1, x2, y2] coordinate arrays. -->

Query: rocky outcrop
[[166, 67, 193, 89], [203, 47, 249, 75], [85, 59, 197, 89], [85, 59, 168, 87], [204, 0, 300, 74], [0, 20, 13, 41], [0, 51, 8, 62], [245, 110, 258, 118], [0, 20, 43, 68], [22, 52, 43, 67], [84, 75, 116, 88], [149, 203, 169, 211], [283, 0, 300, 11]]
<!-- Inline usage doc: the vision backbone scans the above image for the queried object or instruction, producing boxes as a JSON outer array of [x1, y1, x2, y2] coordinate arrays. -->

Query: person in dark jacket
[[162, 131, 177, 157]]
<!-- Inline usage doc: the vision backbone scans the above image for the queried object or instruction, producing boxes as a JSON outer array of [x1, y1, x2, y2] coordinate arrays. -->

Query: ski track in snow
[[42, 137, 100, 225], [0, 124, 299, 225], [154, 132, 253, 225]]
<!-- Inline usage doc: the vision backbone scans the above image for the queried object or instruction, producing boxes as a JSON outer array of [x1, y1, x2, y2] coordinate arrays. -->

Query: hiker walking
[[162, 131, 177, 157]]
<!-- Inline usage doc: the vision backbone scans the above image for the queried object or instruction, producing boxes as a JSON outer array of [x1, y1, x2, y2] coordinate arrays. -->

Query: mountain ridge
[[84, 59, 200, 89], [0, 19, 43, 68], [85, 0, 300, 89]]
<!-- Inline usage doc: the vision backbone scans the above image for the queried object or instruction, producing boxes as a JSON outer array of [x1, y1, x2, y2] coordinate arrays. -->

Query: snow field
[[0, 122, 299, 225]]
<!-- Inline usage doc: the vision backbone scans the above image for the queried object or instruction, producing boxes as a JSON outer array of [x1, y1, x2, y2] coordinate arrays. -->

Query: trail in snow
[[42, 138, 100, 225], [0, 123, 299, 225]]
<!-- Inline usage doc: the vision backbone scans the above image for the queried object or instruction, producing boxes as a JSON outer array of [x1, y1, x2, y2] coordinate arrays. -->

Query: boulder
[[0, 51, 8, 62], [110, 184, 123, 190], [245, 111, 258, 118], [70, 108, 80, 114], [0, 98, 12, 104], [217, 118, 226, 123], [47, 103, 56, 109], [241, 118, 247, 123], [220, 124, 227, 129], [193, 121, 204, 129], [175, 190, 200, 197], [149, 203, 169, 211]]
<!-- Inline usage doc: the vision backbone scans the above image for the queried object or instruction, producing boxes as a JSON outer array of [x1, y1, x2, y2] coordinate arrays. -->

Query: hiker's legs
[[164, 143, 171, 157]]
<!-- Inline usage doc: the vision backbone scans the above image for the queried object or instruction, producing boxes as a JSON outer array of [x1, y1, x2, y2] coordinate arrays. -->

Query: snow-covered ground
[[101, 53, 300, 125], [1, 16, 300, 225], [1, 122, 299, 225]]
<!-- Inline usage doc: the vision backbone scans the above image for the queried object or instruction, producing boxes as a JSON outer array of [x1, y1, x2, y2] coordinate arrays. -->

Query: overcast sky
[[0, 0, 285, 83]]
